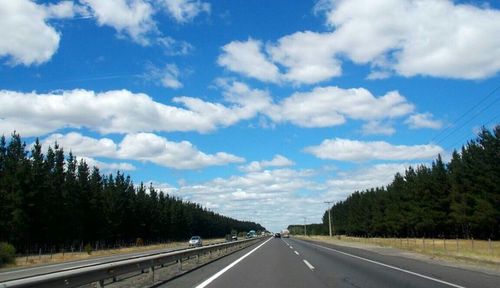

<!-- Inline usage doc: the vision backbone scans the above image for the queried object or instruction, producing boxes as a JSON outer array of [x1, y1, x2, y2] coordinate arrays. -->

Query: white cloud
[[118, 133, 244, 169], [158, 0, 210, 23], [0, 0, 60, 65], [323, 163, 413, 199], [41, 132, 244, 170], [0, 88, 265, 136], [361, 121, 395, 136], [318, 0, 500, 79], [405, 113, 443, 129], [157, 36, 194, 55], [268, 86, 414, 128], [218, 39, 281, 83], [304, 138, 443, 161], [144, 63, 183, 89], [267, 31, 341, 84], [44, 1, 84, 19], [81, 0, 156, 44], [239, 154, 294, 172], [77, 156, 136, 172], [42, 132, 118, 157], [0, 83, 427, 137], [153, 167, 321, 231], [148, 162, 415, 231], [221, 0, 500, 83]]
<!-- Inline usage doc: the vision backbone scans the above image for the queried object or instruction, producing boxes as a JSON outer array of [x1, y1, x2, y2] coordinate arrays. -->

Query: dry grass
[[13, 238, 225, 268], [300, 235, 500, 267]]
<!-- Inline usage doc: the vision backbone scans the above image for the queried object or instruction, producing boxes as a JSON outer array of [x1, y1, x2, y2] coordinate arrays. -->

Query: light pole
[[324, 201, 334, 237]]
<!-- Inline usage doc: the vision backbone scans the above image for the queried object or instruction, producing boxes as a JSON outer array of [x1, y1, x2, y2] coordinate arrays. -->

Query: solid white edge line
[[303, 259, 315, 270], [307, 241, 465, 288], [294, 251, 300, 255], [194, 237, 272, 288]]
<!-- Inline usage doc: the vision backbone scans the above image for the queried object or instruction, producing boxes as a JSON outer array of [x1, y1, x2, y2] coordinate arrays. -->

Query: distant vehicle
[[274, 233, 281, 238], [231, 235, 238, 241], [188, 236, 202, 247], [246, 230, 257, 238], [281, 229, 290, 238]]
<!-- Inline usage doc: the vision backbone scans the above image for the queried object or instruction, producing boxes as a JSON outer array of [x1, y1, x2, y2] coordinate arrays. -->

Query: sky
[[1, 0, 499, 232]]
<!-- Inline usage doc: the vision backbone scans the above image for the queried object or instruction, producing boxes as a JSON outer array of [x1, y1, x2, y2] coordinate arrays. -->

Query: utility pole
[[324, 201, 334, 237], [303, 217, 307, 236]]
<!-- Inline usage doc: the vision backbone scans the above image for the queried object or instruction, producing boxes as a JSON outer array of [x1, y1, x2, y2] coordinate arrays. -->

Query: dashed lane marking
[[303, 259, 315, 271]]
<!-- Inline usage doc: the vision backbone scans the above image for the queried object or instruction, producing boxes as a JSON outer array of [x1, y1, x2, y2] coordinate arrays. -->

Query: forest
[[0, 133, 264, 253], [323, 126, 500, 240]]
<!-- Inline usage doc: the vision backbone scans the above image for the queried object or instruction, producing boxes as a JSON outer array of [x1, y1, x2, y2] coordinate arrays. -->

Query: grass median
[[9, 238, 225, 269]]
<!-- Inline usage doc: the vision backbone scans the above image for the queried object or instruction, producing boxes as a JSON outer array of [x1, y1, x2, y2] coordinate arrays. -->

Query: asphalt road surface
[[164, 237, 499, 288]]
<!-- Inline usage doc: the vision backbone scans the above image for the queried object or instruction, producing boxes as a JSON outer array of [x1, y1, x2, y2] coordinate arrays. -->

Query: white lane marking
[[303, 259, 315, 270], [307, 242, 465, 288], [195, 238, 272, 288], [290, 246, 293, 249], [294, 251, 300, 255]]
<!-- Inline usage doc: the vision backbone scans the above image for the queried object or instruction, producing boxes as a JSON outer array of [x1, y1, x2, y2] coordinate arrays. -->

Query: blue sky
[[1, 0, 499, 232]]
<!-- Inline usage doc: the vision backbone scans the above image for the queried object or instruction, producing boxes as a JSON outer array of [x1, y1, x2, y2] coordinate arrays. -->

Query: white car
[[189, 236, 202, 247]]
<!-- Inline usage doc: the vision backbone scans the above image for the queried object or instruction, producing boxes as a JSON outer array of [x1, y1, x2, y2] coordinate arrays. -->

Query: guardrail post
[[95, 279, 105, 288], [177, 259, 182, 271], [149, 266, 155, 284], [196, 254, 200, 264]]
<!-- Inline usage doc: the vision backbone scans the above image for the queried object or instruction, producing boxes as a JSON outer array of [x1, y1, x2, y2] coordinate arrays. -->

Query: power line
[[431, 84, 500, 144], [436, 95, 500, 146]]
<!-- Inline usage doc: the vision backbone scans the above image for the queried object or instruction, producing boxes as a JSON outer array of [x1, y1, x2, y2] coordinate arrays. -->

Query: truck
[[281, 229, 290, 238]]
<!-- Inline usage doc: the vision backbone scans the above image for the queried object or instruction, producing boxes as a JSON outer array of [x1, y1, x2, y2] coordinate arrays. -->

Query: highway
[[165, 237, 500, 288]]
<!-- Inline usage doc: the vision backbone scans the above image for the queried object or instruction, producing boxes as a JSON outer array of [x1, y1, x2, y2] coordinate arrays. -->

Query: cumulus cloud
[[218, 39, 281, 83], [268, 86, 414, 128], [304, 138, 443, 161], [158, 0, 210, 23], [0, 0, 60, 65], [405, 113, 443, 129], [0, 81, 428, 137], [239, 154, 294, 172], [149, 161, 414, 231], [42, 132, 118, 157], [41, 132, 244, 170], [0, 88, 267, 136], [323, 163, 413, 199], [221, 0, 500, 83], [81, 0, 156, 44], [361, 121, 395, 136]]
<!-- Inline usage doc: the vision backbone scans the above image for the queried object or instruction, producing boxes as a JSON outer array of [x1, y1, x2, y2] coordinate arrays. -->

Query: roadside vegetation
[[0, 132, 264, 262], [322, 126, 499, 240], [11, 238, 224, 269]]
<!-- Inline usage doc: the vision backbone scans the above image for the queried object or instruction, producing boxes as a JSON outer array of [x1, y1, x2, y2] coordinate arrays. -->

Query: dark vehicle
[[274, 233, 281, 238]]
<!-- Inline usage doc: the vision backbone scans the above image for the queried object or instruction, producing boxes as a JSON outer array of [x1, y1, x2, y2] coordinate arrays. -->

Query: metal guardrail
[[0, 237, 266, 288]]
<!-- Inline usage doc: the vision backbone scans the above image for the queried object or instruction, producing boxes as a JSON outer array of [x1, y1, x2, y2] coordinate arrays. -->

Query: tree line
[[322, 126, 499, 240], [0, 133, 264, 252]]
